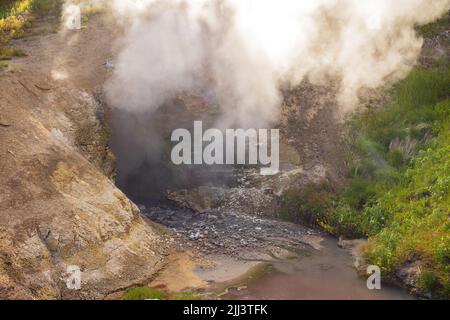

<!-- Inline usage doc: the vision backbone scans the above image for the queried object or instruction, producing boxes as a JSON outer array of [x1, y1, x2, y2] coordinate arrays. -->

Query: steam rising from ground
[[98, 0, 450, 128]]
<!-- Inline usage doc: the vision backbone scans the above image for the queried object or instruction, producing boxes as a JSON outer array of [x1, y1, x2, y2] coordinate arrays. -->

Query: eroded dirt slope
[[0, 16, 172, 299]]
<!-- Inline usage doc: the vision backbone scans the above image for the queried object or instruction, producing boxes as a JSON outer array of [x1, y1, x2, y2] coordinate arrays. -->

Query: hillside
[[0, 1, 173, 299], [0, 0, 449, 301]]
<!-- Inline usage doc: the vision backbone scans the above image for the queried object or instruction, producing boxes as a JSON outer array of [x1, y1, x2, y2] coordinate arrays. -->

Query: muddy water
[[215, 237, 414, 300], [144, 206, 413, 300]]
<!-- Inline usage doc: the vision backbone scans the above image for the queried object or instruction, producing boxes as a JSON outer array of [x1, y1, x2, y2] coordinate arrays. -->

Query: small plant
[[31, 0, 62, 14], [122, 287, 166, 300], [420, 271, 441, 292], [169, 292, 203, 300], [0, 47, 26, 60], [321, 201, 365, 238], [280, 183, 333, 226], [122, 287, 204, 300]]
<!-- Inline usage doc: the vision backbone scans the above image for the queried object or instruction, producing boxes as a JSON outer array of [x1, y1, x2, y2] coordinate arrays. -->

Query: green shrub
[[122, 287, 166, 300], [170, 292, 203, 300], [341, 177, 376, 209], [122, 287, 204, 300], [1, 0, 63, 55], [421, 271, 441, 292], [31, 0, 62, 14], [321, 202, 365, 238], [280, 183, 333, 226], [0, 47, 26, 60], [0, 1, 18, 19]]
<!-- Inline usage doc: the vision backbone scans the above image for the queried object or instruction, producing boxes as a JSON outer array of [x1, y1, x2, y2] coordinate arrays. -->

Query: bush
[[0, 0, 63, 55], [31, 0, 62, 14], [170, 292, 203, 300], [280, 183, 333, 226], [421, 271, 441, 292], [0, 47, 26, 60], [122, 287, 166, 300], [321, 202, 365, 238]]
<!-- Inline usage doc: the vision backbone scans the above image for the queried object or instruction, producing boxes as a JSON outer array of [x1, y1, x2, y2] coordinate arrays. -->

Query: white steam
[[99, 0, 450, 128]]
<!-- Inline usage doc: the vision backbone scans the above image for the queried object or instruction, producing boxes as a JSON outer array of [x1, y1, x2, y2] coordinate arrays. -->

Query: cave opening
[[108, 94, 238, 207]]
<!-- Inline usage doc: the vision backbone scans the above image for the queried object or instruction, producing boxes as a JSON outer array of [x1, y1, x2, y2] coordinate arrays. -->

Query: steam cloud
[[97, 0, 450, 128], [58, 0, 450, 203]]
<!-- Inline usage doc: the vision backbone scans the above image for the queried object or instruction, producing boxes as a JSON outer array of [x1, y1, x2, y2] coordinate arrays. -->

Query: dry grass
[[0, 46, 27, 60], [0, 0, 32, 49], [0, 0, 62, 63]]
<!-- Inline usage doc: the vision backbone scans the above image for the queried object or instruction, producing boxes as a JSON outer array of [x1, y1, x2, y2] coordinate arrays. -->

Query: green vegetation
[[0, 0, 29, 19], [122, 287, 166, 300], [283, 17, 450, 298], [170, 292, 203, 300], [30, 0, 61, 13], [122, 286, 203, 300], [311, 66, 450, 298], [322, 67, 450, 233], [0, 0, 62, 65], [0, 46, 26, 59], [0, 0, 61, 44], [418, 14, 450, 38], [361, 100, 450, 297], [280, 183, 332, 227]]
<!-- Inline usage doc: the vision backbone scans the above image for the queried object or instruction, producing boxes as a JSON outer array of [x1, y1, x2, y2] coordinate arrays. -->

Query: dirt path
[[10, 15, 119, 90]]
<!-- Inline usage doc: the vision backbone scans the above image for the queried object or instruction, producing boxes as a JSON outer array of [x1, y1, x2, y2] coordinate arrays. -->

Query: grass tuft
[[122, 287, 166, 300], [122, 287, 204, 300], [0, 46, 26, 60], [169, 292, 203, 300]]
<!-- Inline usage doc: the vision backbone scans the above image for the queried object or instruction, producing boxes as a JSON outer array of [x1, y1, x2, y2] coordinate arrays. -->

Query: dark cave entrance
[[108, 95, 237, 207]]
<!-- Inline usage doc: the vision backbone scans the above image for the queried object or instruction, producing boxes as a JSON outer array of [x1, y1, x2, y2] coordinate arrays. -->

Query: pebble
[[143, 205, 318, 258]]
